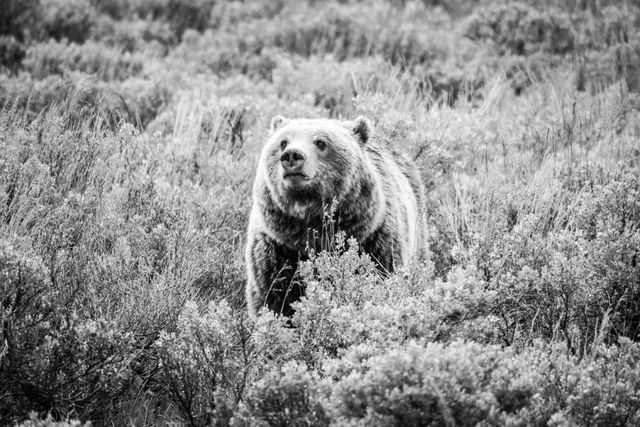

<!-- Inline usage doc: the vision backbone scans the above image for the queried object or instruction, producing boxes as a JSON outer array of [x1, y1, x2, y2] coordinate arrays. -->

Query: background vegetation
[[2, 0, 640, 425]]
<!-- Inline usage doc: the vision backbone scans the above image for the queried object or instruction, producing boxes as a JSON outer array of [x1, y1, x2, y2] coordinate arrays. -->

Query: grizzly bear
[[245, 115, 426, 318]]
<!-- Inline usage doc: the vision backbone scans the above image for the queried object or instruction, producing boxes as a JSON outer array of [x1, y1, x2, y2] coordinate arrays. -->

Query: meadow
[[1, 0, 640, 425]]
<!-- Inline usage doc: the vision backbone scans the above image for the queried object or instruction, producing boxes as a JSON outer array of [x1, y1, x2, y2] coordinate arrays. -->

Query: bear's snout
[[280, 148, 306, 172]]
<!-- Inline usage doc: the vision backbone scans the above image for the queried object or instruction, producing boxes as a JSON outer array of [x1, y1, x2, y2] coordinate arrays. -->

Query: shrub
[[235, 362, 329, 427], [0, 74, 73, 118], [556, 338, 640, 426], [95, 18, 176, 53], [615, 35, 640, 92], [131, 0, 217, 40], [267, 1, 451, 70], [153, 302, 301, 426], [330, 341, 523, 426], [0, 35, 26, 73], [0, 234, 137, 423], [209, 0, 289, 30], [170, 29, 277, 81], [330, 339, 640, 426], [0, 0, 40, 41], [154, 301, 248, 426], [485, 169, 640, 350], [17, 412, 89, 427], [40, 0, 97, 43], [280, 238, 496, 369], [464, 2, 575, 56], [24, 40, 144, 81], [0, 104, 241, 421], [91, 0, 126, 19], [117, 77, 171, 127]]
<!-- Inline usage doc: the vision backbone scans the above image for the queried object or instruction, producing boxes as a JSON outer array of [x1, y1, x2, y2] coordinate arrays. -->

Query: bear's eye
[[314, 139, 327, 151], [279, 140, 288, 150]]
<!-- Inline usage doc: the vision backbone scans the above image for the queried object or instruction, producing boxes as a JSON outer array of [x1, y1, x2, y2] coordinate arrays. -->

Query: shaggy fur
[[245, 116, 427, 317]]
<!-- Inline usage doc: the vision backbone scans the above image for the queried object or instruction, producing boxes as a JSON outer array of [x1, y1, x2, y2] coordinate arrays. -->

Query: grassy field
[[2, 0, 640, 425]]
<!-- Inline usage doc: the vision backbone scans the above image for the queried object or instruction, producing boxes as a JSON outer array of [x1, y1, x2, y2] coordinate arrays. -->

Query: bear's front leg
[[361, 223, 400, 274], [245, 231, 302, 318]]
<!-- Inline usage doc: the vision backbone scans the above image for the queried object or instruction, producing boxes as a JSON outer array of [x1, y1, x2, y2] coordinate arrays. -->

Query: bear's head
[[257, 116, 373, 219]]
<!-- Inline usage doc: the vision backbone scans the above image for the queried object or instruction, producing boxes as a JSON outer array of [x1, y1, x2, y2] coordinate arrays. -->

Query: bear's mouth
[[283, 172, 309, 180], [282, 172, 311, 190]]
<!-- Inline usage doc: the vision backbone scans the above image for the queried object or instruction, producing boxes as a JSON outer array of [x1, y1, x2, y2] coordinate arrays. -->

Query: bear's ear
[[270, 115, 289, 133], [351, 116, 373, 144]]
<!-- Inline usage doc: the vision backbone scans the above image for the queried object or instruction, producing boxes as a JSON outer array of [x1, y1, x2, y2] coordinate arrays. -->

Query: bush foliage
[[2, 0, 640, 425]]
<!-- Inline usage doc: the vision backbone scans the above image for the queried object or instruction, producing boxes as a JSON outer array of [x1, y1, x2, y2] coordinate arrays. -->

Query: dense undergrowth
[[2, 0, 640, 425]]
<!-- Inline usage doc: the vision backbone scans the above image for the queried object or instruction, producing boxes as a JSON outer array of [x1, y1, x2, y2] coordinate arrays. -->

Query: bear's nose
[[280, 148, 305, 170]]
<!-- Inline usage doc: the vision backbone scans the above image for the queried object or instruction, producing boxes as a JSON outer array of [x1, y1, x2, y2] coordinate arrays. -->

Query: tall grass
[[2, 0, 640, 425]]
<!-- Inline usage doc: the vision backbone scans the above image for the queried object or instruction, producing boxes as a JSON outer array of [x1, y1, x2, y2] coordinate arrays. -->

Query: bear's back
[[364, 136, 427, 265]]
